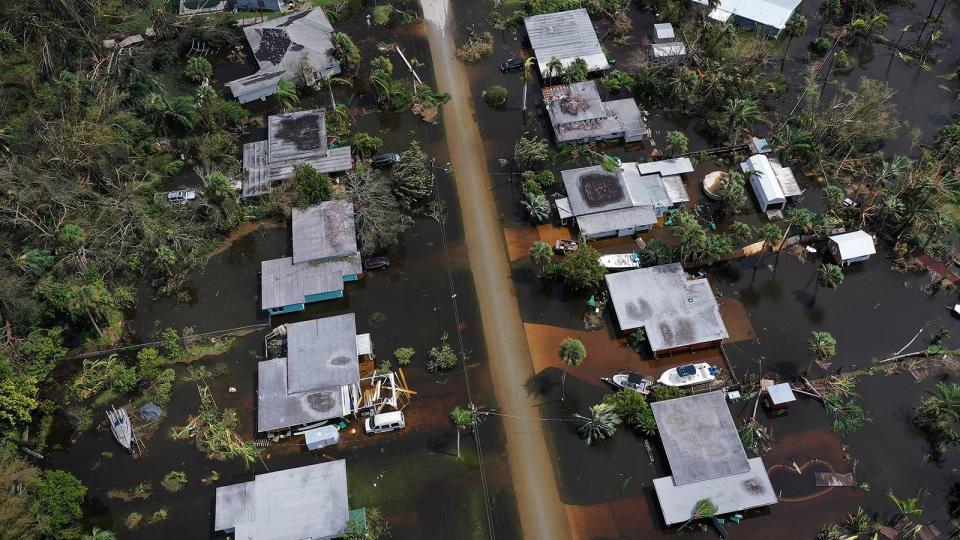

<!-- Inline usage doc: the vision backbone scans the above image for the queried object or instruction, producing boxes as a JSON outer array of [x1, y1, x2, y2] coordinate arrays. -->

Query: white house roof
[[215, 461, 349, 539], [653, 22, 675, 41], [637, 157, 694, 176], [741, 154, 785, 204], [524, 9, 609, 78], [692, 0, 801, 33], [829, 230, 876, 260]]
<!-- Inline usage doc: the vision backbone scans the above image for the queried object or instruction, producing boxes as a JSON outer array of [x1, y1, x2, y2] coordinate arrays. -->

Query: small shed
[[653, 23, 676, 42], [764, 382, 796, 410], [829, 230, 876, 266], [304, 425, 340, 450]]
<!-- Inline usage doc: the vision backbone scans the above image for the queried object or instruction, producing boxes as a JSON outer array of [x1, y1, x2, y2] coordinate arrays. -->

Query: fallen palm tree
[[171, 384, 258, 466]]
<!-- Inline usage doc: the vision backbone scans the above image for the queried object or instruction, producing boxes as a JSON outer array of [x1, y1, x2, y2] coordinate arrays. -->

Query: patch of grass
[[107, 481, 153, 501], [161, 470, 188, 493]]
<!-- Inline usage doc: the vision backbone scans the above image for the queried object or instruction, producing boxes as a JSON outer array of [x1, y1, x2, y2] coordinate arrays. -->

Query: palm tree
[[724, 98, 761, 145], [83, 529, 117, 540], [889, 492, 923, 517], [450, 406, 474, 460], [818, 263, 844, 289], [276, 78, 299, 112], [782, 14, 808, 69], [575, 403, 621, 445], [323, 74, 353, 111], [754, 223, 782, 269], [681, 498, 718, 529], [521, 56, 536, 111], [558, 338, 586, 400], [806, 331, 837, 372], [546, 57, 562, 82], [529, 240, 553, 275]]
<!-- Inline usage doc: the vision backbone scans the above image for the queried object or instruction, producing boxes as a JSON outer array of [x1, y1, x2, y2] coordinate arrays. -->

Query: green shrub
[[455, 32, 494, 62], [161, 470, 188, 493], [184, 57, 212, 83], [810, 37, 831, 55], [393, 347, 415, 366], [483, 85, 508, 107], [427, 333, 458, 372]]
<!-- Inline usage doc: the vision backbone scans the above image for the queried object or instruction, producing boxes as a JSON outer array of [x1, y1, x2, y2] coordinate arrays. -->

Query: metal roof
[[652, 42, 687, 58], [741, 154, 785, 206], [637, 157, 694, 176], [268, 110, 328, 164], [524, 9, 609, 78], [653, 457, 777, 525], [257, 358, 352, 431], [561, 165, 634, 216], [605, 263, 729, 352], [260, 254, 362, 310], [576, 205, 658, 235], [692, 0, 801, 33], [652, 391, 751, 485], [215, 460, 349, 539], [227, 8, 341, 101], [555, 197, 573, 219], [653, 22, 675, 41], [769, 156, 801, 197], [292, 201, 358, 264], [286, 314, 360, 392], [545, 81, 607, 125], [661, 175, 690, 204], [767, 382, 796, 405], [829, 230, 876, 260]]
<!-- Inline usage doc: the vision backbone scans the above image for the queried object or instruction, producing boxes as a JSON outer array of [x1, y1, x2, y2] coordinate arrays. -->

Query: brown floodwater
[[448, 0, 960, 537]]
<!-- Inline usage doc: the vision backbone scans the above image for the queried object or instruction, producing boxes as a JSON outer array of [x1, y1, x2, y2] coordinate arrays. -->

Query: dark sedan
[[499, 58, 524, 72], [363, 256, 391, 270]]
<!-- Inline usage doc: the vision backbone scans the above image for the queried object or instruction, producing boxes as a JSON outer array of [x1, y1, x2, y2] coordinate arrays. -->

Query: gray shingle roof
[[576, 205, 657, 235], [605, 263, 728, 352], [257, 358, 350, 431], [561, 165, 634, 216], [286, 314, 360, 392], [215, 460, 349, 539], [652, 391, 751, 485], [292, 201, 358, 264], [227, 8, 341, 102]]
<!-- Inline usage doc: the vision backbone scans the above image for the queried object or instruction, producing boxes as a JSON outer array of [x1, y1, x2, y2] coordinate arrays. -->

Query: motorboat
[[657, 363, 719, 387], [555, 239, 579, 253], [598, 252, 640, 270], [601, 371, 653, 394], [107, 406, 133, 451]]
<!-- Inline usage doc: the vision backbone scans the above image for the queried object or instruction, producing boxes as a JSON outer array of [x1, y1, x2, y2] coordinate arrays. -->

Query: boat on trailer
[[601, 371, 653, 394], [107, 406, 133, 451], [657, 363, 720, 387], [598, 252, 640, 270], [555, 239, 579, 253]]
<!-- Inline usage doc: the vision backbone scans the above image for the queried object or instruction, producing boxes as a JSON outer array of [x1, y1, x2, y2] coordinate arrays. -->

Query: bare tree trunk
[[456, 429, 461, 459], [561, 366, 568, 400], [522, 79, 528, 111], [85, 306, 104, 338]]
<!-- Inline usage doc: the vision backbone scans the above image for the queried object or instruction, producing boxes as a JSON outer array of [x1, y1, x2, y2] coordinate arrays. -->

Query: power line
[[476, 410, 578, 423], [428, 127, 497, 539]]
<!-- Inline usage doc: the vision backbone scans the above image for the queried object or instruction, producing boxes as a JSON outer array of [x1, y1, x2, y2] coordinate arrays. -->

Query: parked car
[[371, 153, 400, 168], [363, 256, 391, 271], [499, 57, 524, 72], [364, 411, 405, 434], [166, 190, 197, 205]]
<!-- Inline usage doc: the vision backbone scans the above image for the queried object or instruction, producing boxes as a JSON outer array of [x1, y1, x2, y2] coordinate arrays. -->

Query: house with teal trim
[[260, 200, 362, 315]]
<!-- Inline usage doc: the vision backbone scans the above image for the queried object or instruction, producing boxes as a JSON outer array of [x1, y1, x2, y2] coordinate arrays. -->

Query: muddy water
[[46, 7, 524, 539], [449, 0, 960, 537]]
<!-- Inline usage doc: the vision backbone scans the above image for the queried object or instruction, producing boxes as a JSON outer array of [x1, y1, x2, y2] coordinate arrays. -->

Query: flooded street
[[421, 1, 571, 538]]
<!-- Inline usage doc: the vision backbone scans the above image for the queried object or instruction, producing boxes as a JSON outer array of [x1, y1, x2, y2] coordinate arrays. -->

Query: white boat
[[950, 304, 960, 316], [601, 372, 653, 394], [107, 406, 133, 451], [598, 252, 640, 270], [657, 363, 719, 387]]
